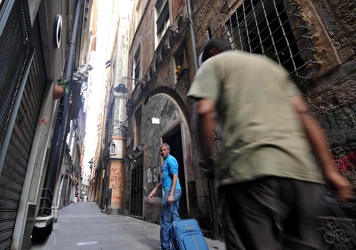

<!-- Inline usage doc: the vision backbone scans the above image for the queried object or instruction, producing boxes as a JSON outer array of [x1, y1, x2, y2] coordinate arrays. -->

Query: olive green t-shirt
[[188, 51, 323, 185]]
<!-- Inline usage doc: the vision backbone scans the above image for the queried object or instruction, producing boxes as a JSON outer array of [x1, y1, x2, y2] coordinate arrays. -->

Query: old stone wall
[[300, 0, 356, 192], [192, 0, 227, 54], [190, 0, 356, 243], [313, 0, 356, 64]]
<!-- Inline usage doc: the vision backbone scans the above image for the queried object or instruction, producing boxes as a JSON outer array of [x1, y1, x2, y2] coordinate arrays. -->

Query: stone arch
[[144, 86, 190, 124], [141, 88, 193, 216]]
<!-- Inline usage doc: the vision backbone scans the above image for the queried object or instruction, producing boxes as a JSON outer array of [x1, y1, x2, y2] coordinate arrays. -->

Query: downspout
[[186, 0, 218, 240], [187, 0, 198, 71], [38, 0, 83, 218]]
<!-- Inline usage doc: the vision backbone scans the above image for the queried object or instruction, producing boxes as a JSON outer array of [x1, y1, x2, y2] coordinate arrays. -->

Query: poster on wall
[[148, 168, 152, 183], [153, 167, 157, 182]]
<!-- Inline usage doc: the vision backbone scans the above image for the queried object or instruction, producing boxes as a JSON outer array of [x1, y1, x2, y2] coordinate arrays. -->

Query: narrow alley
[[1, 0, 356, 249], [30, 202, 226, 250]]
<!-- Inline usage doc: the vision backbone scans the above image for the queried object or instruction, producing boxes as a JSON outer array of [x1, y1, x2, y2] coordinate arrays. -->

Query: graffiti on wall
[[110, 164, 123, 208], [331, 139, 356, 172], [335, 152, 356, 171], [319, 103, 356, 173]]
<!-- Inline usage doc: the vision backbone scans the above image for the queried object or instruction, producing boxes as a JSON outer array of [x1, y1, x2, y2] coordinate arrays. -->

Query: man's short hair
[[201, 38, 232, 62], [160, 143, 170, 150]]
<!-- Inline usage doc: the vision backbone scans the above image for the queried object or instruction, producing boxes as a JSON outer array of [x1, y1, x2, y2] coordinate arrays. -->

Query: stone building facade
[[125, 0, 210, 226], [125, 0, 356, 245]]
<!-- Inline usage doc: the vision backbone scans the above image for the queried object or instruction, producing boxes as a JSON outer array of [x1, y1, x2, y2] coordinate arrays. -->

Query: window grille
[[224, 0, 319, 79], [130, 163, 143, 216]]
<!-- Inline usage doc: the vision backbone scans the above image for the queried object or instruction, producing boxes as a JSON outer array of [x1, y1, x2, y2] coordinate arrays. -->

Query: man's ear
[[209, 47, 220, 57]]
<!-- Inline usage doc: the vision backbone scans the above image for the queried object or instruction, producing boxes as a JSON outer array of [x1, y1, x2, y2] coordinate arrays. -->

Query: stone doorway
[[162, 125, 188, 218]]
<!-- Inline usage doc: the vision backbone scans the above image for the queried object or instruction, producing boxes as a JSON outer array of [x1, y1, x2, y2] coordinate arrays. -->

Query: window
[[224, 0, 315, 79], [132, 46, 141, 89], [0, 1, 4, 10], [174, 45, 189, 79], [175, 47, 188, 69], [135, 108, 142, 146], [155, 0, 169, 35]]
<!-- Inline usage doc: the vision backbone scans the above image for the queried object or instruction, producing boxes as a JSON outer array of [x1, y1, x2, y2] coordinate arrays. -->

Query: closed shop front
[[0, 1, 46, 248]]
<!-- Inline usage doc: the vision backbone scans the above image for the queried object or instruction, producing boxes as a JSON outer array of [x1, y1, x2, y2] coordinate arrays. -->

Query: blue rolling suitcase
[[169, 218, 209, 250]]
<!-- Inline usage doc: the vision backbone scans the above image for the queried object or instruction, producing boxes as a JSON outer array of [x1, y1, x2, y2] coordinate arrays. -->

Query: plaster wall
[[109, 161, 125, 214]]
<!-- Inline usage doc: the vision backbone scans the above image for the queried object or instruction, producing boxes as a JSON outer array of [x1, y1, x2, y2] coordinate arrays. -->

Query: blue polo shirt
[[161, 154, 182, 192]]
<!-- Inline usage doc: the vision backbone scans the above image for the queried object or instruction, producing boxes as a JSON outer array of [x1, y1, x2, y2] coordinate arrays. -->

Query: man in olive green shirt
[[188, 39, 352, 250]]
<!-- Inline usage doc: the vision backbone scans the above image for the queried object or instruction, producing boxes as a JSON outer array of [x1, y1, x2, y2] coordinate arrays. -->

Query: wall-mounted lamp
[[127, 153, 135, 160], [121, 76, 149, 92], [88, 158, 94, 169], [136, 145, 144, 152], [114, 83, 128, 94], [73, 64, 93, 84], [121, 76, 146, 85]]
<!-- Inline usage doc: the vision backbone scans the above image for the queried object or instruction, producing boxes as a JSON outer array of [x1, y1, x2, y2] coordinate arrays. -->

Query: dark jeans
[[160, 189, 182, 250], [219, 176, 326, 250]]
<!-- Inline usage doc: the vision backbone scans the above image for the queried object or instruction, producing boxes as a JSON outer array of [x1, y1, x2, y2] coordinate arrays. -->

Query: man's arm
[[149, 181, 162, 200], [168, 174, 179, 204], [289, 95, 352, 202]]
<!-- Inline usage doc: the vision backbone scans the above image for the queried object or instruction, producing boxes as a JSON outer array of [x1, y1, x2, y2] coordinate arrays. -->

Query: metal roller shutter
[[0, 0, 46, 248]]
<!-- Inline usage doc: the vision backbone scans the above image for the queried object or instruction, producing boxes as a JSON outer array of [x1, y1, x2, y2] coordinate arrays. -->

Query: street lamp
[[88, 158, 94, 169], [73, 64, 93, 83], [114, 83, 128, 94], [114, 76, 147, 94], [114, 81, 132, 111]]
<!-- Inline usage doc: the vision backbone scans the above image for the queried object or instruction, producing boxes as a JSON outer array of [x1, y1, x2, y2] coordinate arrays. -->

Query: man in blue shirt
[[149, 143, 182, 250]]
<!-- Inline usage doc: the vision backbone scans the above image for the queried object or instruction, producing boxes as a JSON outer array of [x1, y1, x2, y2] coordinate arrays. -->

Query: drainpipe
[[37, 0, 83, 221], [186, 0, 198, 72]]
